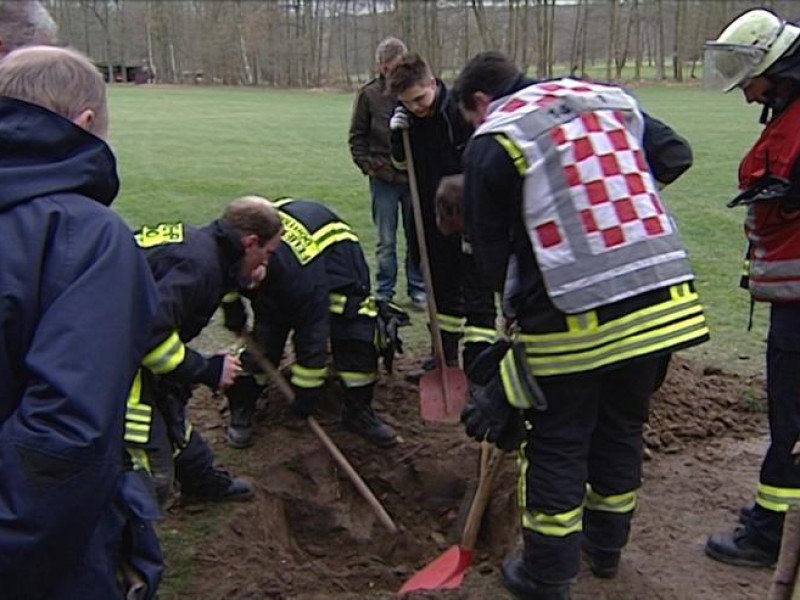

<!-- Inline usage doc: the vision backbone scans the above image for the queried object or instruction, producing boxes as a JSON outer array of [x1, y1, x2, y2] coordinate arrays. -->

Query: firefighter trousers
[[517, 354, 666, 584]]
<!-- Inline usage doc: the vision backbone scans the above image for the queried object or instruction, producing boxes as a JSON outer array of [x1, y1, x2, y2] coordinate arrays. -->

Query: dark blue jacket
[[0, 97, 160, 598]]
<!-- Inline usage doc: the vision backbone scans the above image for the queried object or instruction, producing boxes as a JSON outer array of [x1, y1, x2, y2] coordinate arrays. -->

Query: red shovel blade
[[419, 366, 468, 423], [398, 545, 474, 595]]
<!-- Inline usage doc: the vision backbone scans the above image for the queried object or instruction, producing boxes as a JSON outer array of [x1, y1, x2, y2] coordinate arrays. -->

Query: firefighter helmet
[[705, 9, 800, 92]]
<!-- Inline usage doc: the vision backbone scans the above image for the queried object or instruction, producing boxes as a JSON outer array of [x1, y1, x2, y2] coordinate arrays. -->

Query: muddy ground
[[163, 354, 775, 599]]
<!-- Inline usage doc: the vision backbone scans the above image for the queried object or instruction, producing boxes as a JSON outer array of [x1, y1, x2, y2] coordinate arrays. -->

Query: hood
[[0, 97, 119, 211]]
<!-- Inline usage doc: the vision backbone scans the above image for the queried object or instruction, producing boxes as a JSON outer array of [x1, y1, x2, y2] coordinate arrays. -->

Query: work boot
[[500, 557, 571, 600], [582, 541, 620, 579], [705, 526, 778, 568], [739, 503, 755, 525], [341, 391, 397, 448], [179, 465, 254, 503], [225, 375, 262, 449], [406, 330, 460, 383]]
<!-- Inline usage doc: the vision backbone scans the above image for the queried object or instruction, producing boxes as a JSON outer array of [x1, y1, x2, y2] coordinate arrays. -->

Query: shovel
[[399, 442, 504, 594], [401, 128, 468, 423], [241, 332, 398, 533]]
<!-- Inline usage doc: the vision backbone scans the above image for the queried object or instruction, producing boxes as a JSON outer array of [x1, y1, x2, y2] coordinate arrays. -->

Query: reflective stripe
[[357, 296, 378, 318], [279, 204, 360, 266], [221, 291, 240, 303], [124, 370, 151, 445], [126, 447, 151, 474], [756, 482, 800, 512], [290, 364, 327, 389], [517, 285, 709, 376], [134, 222, 184, 248], [314, 222, 360, 253], [339, 370, 377, 388], [437, 313, 465, 334], [143, 331, 186, 375], [493, 134, 528, 175], [463, 325, 497, 345], [329, 293, 347, 315], [517, 441, 529, 511], [391, 156, 407, 171], [329, 293, 377, 318], [585, 485, 637, 513], [521, 505, 583, 537], [500, 349, 532, 409], [172, 421, 193, 457]]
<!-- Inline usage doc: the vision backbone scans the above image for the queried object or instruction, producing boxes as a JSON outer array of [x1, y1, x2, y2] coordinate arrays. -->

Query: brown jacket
[[348, 75, 408, 186]]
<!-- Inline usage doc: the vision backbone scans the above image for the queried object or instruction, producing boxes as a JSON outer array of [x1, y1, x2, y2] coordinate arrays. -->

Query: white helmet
[[705, 9, 800, 92]]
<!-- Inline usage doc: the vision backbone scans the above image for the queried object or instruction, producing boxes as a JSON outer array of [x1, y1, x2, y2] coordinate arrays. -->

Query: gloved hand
[[462, 377, 526, 451], [390, 106, 410, 131], [222, 297, 248, 334], [288, 386, 319, 418], [376, 300, 411, 374]]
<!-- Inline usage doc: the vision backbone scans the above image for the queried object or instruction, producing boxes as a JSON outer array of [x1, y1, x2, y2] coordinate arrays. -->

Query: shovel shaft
[[461, 442, 504, 550], [241, 333, 398, 533]]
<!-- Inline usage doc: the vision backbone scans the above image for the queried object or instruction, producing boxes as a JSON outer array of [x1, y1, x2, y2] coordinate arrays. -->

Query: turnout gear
[[500, 557, 571, 600], [705, 8, 800, 91], [705, 527, 778, 568], [179, 465, 254, 503], [341, 384, 397, 448], [225, 375, 262, 449]]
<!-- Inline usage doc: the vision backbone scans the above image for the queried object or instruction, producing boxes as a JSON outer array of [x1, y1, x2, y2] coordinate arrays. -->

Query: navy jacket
[[0, 97, 159, 597]]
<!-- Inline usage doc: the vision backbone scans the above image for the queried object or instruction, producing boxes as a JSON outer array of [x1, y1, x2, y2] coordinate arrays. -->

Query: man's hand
[[390, 106, 410, 131], [461, 377, 525, 451], [217, 353, 242, 390]]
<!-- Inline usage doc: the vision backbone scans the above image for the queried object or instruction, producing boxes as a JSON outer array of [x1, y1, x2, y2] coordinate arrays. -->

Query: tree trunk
[[633, 0, 641, 80], [655, 0, 665, 80], [606, 0, 617, 81]]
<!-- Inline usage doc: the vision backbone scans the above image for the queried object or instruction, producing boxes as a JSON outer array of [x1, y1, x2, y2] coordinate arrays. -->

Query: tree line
[[44, 0, 796, 87]]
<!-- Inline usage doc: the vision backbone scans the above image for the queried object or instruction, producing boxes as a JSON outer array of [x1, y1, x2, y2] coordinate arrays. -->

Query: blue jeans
[[370, 176, 424, 301]]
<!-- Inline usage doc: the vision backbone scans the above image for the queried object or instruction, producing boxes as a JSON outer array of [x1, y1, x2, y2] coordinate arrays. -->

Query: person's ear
[[242, 233, 259, 250], [72, 109, 95, 131]]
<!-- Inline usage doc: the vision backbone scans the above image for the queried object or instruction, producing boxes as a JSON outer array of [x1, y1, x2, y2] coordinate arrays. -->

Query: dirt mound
[[168, 355, 767, 599]]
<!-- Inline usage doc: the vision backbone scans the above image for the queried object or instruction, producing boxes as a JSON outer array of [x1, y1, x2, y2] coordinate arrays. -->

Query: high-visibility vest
[[474, 78, 696, 314], [739, 100, 800, 302]]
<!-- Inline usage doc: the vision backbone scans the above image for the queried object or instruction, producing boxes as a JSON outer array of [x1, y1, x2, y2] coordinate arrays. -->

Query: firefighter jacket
[[737, 96, 800, 302], [463, 78, 709, 382], [230, 198, 377, 391], [0, 97, 161, 598], [349, 74, 409, 186], [135, 220, 245, 389]]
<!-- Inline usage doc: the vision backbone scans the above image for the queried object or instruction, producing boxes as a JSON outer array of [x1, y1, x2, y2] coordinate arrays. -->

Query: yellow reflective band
[[493, 134, 528, 176], [463, 326, 497, 345], [143, 331, 186, 375], [329, 293, 347, 315], [172, 421, 193, 457], [585, 485, 637, 513], [391, 156, 407, 171], [517, 441, 529, 513], [437, 313, 465, 334], [313, 222, 360, 253], [134, 223, 184, 248], [221, 291, 240, 303], [272, 198, 295, 208], [124, 370, 152, 444], [280, 211, 322, 265], [126, 447, 151, 474], [357, 296, 378, 318], [290, 364, 327, 389], [522, 505, 583, 537], [500, 350, 532, 409], [756, 483, 800, 512], [339, 370, 377, 388]]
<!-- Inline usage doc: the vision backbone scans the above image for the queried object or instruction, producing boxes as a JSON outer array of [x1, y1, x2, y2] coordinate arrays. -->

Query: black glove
[[288, 386, 319, 418], [376, 300, 411, 374], [222, 297, 247, 334], [462, 376, 526, 451]]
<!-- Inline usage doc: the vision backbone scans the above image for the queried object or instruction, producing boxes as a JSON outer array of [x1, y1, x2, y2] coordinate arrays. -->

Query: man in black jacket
[[387, 52, 497, 378], [452, 51, 708, 599], [222, 198, 402, 450], [133, 196, 283, 504], [348, 36, 425, 309]]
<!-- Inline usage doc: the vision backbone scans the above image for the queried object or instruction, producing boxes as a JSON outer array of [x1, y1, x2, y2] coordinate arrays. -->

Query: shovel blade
[[419, 366, 468, 423], [398, 545, 474, 595]]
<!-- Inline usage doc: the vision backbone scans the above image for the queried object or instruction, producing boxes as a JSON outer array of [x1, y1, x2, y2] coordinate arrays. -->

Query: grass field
[[108, 82, 769, 374]]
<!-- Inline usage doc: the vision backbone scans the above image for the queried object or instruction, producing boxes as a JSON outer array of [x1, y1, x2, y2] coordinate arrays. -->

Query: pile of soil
[[167, 355, 771, 599]]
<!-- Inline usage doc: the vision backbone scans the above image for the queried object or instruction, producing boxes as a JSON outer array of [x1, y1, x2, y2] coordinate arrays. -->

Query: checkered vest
[[475, 78, 695, 314]]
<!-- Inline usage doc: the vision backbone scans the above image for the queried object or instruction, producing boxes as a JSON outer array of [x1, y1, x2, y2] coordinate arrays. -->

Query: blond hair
[[223, 196, 283, 244], [0, 1, 57, 56], [0, 45, 107, 137]]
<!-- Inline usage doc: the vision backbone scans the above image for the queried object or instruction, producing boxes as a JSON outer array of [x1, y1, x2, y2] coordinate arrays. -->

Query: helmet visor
[[705, 43, 767, 91]]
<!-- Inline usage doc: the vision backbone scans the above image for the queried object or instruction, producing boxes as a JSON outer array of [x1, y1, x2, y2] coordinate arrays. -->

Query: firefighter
[[704, 8, 800, 568], [130, 196, 283, 504], [222, 197, 406, 450], [451, 52, 709, 599], [387, 52, 497, 378]]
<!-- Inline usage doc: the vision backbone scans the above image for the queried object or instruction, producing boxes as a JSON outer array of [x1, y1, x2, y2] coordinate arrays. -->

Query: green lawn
[[108, 83, 769, 374]]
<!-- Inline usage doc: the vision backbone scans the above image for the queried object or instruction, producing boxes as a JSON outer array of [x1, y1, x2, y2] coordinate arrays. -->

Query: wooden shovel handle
[[461, 442, 504, 550], [241, 333, 398, 533]]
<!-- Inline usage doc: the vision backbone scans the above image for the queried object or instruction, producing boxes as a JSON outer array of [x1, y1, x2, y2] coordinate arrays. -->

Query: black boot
[[582, 541, 620, 579], [406, 330, 460, 383], [179, 465, 254, 503], [500, 557, 571, 600], [705, 526, 778, 568], [341, 385, 397, 448], [225, 375, 262, 449]]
